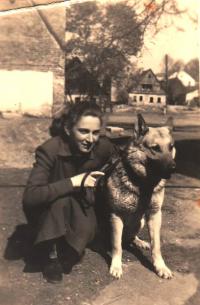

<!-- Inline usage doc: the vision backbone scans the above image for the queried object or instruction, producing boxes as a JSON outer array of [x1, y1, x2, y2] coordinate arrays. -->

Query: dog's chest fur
[[107, 163, 140, 212], [106, 161, 165, 216]]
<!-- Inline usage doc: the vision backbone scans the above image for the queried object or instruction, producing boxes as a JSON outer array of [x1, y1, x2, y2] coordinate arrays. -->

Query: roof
[[0, 0, 63, 12], [0, 3, 65, 69], [129, 69, 166, 94], [169, 71, 196, 87], [137, 69, 162, 85]]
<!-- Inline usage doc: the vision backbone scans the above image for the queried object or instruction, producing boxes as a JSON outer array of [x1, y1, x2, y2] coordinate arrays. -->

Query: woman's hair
[[64, 100, 103, 130], [49, 101, 103, 137]]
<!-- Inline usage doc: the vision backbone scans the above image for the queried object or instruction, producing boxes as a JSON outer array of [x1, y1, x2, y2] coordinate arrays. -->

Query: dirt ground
[[0, 112, 200, 305]]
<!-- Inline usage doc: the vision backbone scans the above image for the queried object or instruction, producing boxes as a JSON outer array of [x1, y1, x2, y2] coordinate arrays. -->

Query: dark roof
[[139, 69, 161, 84], [65, 57, 101, 95]]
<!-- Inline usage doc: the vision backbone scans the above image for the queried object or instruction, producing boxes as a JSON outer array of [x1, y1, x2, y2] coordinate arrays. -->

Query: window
[[142, 84, 153, 90], [133, 96, 137, 102], [75, 97, 81, 102], [157, 97, 161, 103], [149, 97, 154, 103], [148, 74, 152, 79], [139, 96, 143, 101]]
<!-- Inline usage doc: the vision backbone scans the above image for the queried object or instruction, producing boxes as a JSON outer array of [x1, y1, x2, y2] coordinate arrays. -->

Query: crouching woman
[[23, 101, 113, 283]]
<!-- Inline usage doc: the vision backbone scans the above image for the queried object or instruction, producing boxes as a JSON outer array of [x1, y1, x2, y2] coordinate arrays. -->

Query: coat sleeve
[[23, 146, 74, 208]]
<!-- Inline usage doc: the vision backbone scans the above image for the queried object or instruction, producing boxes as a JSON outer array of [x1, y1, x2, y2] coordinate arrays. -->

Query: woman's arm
[[23, 146, 74, 208], [23, 145, 105, 208]]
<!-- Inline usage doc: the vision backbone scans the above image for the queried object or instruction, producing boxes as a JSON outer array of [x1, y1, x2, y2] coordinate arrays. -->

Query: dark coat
[[23, 135, 114, 254]]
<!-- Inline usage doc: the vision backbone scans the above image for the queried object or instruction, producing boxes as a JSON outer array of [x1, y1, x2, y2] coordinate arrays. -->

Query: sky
[[71, 0, 199, 74], [138, 0, 199, 73]]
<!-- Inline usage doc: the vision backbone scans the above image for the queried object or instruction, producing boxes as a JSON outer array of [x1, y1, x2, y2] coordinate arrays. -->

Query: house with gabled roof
[[129, 69, 166, 106], [167, 70, 197, 105]]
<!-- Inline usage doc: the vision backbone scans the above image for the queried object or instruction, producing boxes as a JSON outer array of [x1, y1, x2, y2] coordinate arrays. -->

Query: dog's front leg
[[110, 213, 123, 279], [146, 209, 173, 279]]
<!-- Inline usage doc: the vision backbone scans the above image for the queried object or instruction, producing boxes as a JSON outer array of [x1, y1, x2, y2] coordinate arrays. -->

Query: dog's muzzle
[[169, 160, 176, 172], [149, 158, 176, 179], [164, 160, 176, 178]]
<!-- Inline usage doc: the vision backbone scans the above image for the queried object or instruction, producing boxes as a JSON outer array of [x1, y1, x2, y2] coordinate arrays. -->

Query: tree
[[161, 55, 199, 82], [169, 59, 185, 76], [65, 1, 144, 107], [184, 58, 199, 82], [65, 0, 187, 109]]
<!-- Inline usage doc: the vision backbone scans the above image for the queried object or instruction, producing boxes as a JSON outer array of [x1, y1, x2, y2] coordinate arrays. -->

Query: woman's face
[[69, 115, 101, 154]]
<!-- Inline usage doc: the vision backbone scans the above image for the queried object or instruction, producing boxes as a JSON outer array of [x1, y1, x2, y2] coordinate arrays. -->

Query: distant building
[[168, 71, 196, 105], [169, 71, 196, 87], [129, 69, 166, 106], [186, 89, 200, 106]]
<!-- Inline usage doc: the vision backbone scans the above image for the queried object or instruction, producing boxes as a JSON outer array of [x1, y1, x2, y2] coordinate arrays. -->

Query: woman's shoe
[[43, 258, 63, 283]]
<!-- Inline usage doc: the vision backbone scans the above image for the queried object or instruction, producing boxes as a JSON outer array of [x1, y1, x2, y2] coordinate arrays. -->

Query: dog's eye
[[151, 144, 161, 152], [169, 143, 174, 151]]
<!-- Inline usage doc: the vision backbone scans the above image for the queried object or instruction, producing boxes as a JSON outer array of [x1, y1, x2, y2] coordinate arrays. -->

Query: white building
[[129, 69, 166, 106], [186, 89, 199, 105]]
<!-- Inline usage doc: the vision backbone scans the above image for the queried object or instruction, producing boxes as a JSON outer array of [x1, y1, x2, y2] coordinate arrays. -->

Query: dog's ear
[[134, 114, 149, 138], [165, 116, 174, 132]]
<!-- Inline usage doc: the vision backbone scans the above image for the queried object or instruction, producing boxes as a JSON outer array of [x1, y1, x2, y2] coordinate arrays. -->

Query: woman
[[23, 101, 114, 283]]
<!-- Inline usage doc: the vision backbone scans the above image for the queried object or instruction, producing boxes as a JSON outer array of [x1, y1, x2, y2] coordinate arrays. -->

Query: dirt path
[[0, 171, 200, 305], [0, 115, 200, 305]]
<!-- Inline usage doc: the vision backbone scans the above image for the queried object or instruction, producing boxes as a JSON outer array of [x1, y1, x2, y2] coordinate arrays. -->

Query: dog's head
[[126, 114, 176, 180]]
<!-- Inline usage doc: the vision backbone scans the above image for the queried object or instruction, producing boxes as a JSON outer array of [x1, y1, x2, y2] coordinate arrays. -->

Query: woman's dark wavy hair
[[49, 101, 103, 137]]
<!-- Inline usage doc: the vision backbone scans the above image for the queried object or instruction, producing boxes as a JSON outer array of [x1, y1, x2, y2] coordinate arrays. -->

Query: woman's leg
[[33, 196, 97, 281]]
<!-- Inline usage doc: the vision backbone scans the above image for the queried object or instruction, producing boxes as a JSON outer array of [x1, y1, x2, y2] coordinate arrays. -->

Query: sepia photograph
[[0, 0, 199, 304]]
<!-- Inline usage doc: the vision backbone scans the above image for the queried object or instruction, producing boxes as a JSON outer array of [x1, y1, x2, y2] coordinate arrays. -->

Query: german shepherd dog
[[106, 114, 176, 279]]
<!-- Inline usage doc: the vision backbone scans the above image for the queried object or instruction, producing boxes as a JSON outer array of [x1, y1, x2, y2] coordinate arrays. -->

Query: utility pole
[[165, 54, 169, 105]]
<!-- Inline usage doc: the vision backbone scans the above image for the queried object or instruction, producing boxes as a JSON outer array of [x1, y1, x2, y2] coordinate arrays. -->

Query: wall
[[0, 1, 65, 115], [129, 93, 166, 106], [0, 70, 53, 115]]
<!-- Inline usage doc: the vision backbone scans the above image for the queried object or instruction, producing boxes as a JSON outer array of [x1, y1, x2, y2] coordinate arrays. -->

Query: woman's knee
[[49, 197, 71, 214]]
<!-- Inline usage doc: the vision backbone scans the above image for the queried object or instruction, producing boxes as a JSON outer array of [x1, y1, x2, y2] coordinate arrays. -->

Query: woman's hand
[[70, 171, 105, 188]]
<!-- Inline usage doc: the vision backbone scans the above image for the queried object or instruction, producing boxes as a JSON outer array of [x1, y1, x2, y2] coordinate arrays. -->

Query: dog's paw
[[154, 260, 173, 279], [132, 236, 151, 250], [110, 257, 123, 279], [110, 264, 123, 279]]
